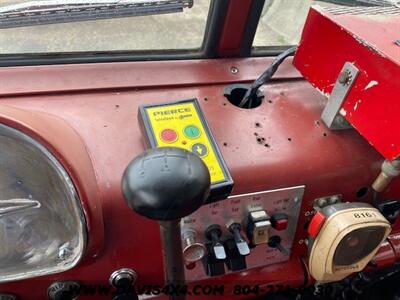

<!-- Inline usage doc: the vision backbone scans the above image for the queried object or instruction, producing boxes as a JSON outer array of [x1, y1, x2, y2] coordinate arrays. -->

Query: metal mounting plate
[[321, 62, 359, 130], [181, 185, 305, 281]]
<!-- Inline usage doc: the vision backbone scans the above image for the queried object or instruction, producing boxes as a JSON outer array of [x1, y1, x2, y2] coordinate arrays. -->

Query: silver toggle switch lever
[[228, 223, 250, 256], [213, 243, 227, 260], [205, 224, 226, 260], [182, 229, 206, 263]]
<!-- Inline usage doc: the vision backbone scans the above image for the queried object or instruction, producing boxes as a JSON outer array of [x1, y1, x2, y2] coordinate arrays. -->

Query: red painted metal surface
[[0, 58, 399, 299], [217, 0, 253, 57], [370, 240, 396, 270], [0, 57, 300, 97], [294, 6, 400, 160], [388, 233, 400, 261]]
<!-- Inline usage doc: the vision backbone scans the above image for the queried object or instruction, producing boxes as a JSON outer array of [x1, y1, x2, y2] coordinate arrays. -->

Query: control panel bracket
[[321, 62, 359, 130]]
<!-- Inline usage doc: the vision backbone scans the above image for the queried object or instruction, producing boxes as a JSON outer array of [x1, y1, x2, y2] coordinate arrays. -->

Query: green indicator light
[[184, 125, 201, 139]]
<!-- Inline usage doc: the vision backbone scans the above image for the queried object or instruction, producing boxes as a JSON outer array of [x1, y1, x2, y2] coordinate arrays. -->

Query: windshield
[[253, 0, 399, 48], [0, 0, 211, 54]]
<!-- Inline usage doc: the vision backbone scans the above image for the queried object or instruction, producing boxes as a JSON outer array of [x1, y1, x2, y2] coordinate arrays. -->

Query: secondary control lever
[[122, 147, 211, 300]]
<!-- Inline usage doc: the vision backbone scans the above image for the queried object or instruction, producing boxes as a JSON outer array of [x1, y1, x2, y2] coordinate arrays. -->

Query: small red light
[[271, 213, 289, 231], [274, 218, 288, 231], [160, 129, 178, 143], [308, 211, 326, 238]]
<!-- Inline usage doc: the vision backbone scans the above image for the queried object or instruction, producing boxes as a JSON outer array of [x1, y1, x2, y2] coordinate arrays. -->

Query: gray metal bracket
[[321, 62, 359, 130]]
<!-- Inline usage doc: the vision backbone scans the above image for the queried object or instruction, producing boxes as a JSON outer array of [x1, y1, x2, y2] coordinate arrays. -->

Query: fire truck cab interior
[[0, 0, 399, 299]]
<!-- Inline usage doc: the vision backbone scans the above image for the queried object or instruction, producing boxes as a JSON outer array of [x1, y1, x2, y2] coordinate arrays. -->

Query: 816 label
[[353, 212, 377, 219]]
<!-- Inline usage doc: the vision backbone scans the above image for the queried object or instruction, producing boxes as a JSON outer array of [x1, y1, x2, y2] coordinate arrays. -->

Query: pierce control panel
[[139, 99, 233, 201]]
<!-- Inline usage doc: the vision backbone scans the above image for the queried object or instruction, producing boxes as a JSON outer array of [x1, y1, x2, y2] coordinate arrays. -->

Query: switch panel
[[181, 185, 304, 281]]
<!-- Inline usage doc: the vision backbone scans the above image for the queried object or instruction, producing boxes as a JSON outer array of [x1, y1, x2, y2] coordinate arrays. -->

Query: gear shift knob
[[122, 147, 211, 300], [122, 147, 210, 220]]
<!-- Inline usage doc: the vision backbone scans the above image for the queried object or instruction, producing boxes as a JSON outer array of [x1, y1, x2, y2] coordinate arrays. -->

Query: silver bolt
[[230, 67, 239, 74], [338, 69, 351, 85], [58, 246, 73, 261], [395, 40, 400, 46], [329, 195, 340, 204], [317, 198, 328, 207]]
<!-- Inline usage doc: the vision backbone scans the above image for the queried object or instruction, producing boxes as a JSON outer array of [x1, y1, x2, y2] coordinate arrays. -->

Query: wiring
[[238, 46, 298, 108]]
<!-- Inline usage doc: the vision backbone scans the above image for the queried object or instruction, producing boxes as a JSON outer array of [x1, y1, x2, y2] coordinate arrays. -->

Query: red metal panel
[[370, 241, 396, 269], [0, 58, 398, 298], [0, 58, 300, 96], [294, 6, 400, 160], [217, 0, 253, 57]]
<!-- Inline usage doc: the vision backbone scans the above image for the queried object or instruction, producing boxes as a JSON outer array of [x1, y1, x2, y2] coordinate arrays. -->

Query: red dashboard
[[0, 56, 399, 299]]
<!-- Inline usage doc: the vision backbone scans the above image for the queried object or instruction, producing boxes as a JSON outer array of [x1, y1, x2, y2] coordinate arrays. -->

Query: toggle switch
[[228, 223, 250, 256], [247, 210, 271, 245], [182, 229, 206, 264], [268, 235, 289, 255], [204, 225, 226, 277], [205, 224, 226, 260], [224, 237, 248, 271]]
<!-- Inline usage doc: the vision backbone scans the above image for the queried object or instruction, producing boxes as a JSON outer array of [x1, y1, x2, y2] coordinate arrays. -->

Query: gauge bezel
[[0, 123, 87, 283]]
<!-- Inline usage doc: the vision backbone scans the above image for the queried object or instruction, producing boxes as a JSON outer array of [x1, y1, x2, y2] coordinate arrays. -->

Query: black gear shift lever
[[122, 147, 211, 300]]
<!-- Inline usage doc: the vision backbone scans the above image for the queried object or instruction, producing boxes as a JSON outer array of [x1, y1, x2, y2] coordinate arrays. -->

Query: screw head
[[230, 67, 239, 74], [317, 198, 328, 207], [58, 246, 73, 261], [338, 70, 351, 85], [329, 195, 340, 204], [395, 40, 400, 46]]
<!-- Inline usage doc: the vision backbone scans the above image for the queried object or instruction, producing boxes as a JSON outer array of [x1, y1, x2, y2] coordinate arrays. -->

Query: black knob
[[110, 268, 138, 300], [122, 147, 211, 221], [268, 235, 288, 254]]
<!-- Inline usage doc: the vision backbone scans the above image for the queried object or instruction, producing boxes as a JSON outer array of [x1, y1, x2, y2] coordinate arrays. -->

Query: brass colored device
[[307, 203, 391, 282]]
